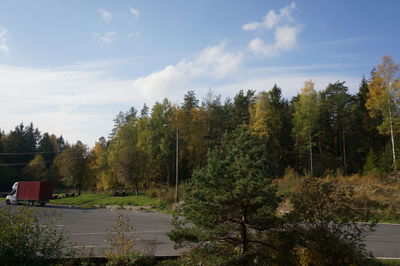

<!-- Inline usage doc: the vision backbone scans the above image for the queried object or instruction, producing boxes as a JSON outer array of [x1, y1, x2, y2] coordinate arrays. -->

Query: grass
[[50, 193, 109, 206], [275, 170, 400, 223], [371, 259, 400, 265], [50, 193, 164, 209]]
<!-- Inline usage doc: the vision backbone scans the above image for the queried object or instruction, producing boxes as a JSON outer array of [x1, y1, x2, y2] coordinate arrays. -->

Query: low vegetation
[[50, 193, 165, 210], [0, 207, 67, 266], [275, 170, 400, 223], [168, 128, 377, 265]]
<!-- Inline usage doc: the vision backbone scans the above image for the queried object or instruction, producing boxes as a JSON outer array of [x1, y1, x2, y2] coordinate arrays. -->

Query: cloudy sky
[[0, 0, 399, 145]]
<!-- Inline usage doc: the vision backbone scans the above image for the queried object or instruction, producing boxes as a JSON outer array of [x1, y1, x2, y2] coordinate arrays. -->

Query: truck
[[5, 181, 53, 206]]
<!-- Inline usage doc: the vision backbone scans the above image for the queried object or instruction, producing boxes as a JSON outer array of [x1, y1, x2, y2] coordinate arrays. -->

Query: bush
[[0, 206, 66, 266], [105, 214, 157, 266], [286, 178, 376, 265]]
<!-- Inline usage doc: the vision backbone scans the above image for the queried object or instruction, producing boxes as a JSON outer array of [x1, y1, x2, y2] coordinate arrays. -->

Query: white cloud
[[128, 32, 140, 38], [98, 9, 112, 23], [0, 64, 136, 145], [243, 2, 296, 31], [0, 53, 363, 146], [244, 3, 301, 58], [0, 26, 9, 53], [92, 31, 117, 44], [248, 25, 301, 57], [130, 8, 140, 18], [133, 44, 243, 100]]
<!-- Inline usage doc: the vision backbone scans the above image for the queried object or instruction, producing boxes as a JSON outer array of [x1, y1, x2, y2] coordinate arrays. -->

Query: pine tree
[[169, 127, 280, 263]]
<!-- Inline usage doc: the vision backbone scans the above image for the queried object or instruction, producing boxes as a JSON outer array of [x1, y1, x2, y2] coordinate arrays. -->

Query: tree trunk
[[166, 163, 170, 189], [342, 128, 347, 175], [388, 103, 396, 169], [240, 214, 248, 255], [309, 129, 313, 176]]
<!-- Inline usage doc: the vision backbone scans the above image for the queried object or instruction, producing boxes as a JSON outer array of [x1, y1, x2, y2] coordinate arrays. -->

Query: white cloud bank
[[0, 58, 362, 146], [98, 9, 112, 23], [0, 3, 363, 145], [92, 31, 117, 43], [0, 26, 9, 53], [133, 44, 243, 100], [244, 2, 301, 57], [0, 64, 135, 145]]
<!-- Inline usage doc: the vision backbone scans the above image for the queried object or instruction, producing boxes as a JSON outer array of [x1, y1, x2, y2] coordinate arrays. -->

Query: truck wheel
[[29, 201, 35, 207], [5, 199, 10, 205], [39, 202, 45, 207]]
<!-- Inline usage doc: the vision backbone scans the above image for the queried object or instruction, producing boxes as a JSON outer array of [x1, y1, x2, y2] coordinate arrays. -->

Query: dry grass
[[275, 170, 400, 223]]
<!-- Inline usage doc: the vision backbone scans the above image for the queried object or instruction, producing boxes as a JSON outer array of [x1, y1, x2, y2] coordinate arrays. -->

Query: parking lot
[[1, 202, 400, 259], [0, 202, 183, 257]]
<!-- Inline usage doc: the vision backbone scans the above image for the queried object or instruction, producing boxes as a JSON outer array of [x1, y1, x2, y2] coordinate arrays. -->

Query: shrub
[[286, 178, 376, 265], [105, 214, 157, 266], [0, 206, 66, 266]]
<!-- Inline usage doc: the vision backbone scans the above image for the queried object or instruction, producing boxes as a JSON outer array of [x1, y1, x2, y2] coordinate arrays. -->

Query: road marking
[[72, 245, 105, 248], [71, 230, 168, 235], [376, 257, 400, 260]]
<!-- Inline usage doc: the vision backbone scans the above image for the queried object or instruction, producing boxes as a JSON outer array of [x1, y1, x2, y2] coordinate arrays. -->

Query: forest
[[0, 55, 399, 194]]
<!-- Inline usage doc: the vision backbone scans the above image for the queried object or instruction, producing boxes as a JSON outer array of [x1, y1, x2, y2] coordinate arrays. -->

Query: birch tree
[[366, 56, 400, 169], [293, 81, 318, 175]]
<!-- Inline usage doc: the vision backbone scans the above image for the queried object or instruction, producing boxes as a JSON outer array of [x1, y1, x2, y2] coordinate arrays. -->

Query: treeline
[[90, 56, 398, 194], [0, 123, 67, 190], [0, 56, 398, 193]]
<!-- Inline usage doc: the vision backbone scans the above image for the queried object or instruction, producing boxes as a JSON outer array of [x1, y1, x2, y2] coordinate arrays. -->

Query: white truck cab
[[5, 182, 18, 205]]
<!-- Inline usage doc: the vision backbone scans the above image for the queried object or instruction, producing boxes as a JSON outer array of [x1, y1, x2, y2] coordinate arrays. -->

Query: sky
[[0, 0, 399, 146]]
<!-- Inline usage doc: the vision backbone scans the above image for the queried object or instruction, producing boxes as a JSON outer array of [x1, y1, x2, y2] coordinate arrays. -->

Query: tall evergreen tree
[[169, 127, 280, 263], [250, 85, 293, 177], [317, 81, 353, 174], [182, 90, 199, 113], [233, 89, 255, 126]]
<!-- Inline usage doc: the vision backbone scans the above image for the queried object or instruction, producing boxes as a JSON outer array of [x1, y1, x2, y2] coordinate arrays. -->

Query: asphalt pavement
[[1, 201, 399, 259]]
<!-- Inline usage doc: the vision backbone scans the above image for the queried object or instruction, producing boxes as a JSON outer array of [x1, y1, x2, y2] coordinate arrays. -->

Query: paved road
[[366, 223, 400, 259], [1, 202, 400, 258], [0, 202, 182, 257]]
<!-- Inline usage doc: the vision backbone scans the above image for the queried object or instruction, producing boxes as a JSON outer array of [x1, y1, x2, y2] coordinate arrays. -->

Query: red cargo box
[[16, 181, 53, 201]]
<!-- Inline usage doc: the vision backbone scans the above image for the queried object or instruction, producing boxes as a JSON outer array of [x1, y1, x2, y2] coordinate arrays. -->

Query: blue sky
[[0, 0, 399, 145]]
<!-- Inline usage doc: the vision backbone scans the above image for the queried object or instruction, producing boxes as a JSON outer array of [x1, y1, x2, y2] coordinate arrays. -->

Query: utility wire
[[0, 160, 54, 167], [0, 151, 62, 155]]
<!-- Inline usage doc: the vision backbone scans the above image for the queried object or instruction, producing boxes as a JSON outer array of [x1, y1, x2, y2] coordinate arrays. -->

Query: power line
[[0, 151, 62, 155], [0, 160, 54, 167]]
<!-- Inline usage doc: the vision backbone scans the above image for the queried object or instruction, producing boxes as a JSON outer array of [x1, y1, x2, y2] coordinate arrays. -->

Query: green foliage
[[292, 81, 318, 175], [54, 141, 92, 195], [50, 193, 163, 208], [233, 89, 255, 126], [249, 85, 293, 177], [364, 149, 379, 174], [169, 127, 281, 263], [0, 207, 66, 266], [105, 214, 157, 266], [286, 178, 376, 265], [366, 56, 400, 168], [22, 154, 47, 180]]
